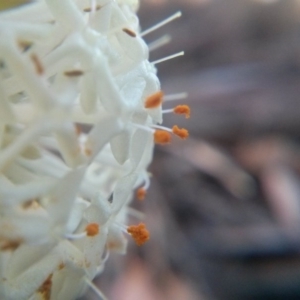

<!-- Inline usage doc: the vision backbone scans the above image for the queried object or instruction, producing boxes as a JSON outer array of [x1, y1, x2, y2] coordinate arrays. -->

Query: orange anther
[[172, 125, 189, 139], [122, 28, 137, 38], [30, 53, 44, 75], [154, 130, 171, 145], [64, 70, 84, 77], [85, 223, 99, 237], [127, 223, 150, 246], [38, 274, 53, 300], [83, 5, 102, 12], [174, 105, 190, 118], [136, 188, 147, 200], [145, 91, 164, 108]]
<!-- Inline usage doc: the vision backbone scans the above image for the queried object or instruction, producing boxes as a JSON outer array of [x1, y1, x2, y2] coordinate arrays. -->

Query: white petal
[[85, 116, 123, 160], [129, 129, 152, 171], [107, 224, 127, 254], [110, 130, 131, 165], [46, 167, 86, 228], [112, 173, 138, 213]]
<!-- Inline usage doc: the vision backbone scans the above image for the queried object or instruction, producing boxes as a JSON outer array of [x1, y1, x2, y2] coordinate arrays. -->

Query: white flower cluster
[[0, 0, 168, 299]]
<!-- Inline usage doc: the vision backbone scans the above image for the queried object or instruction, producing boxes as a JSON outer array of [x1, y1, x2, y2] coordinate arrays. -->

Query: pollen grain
[[136, 188, 147, 200], [174, 105, 190, 118], [127, 223, 150, 246], [172, 125, 189, 139]]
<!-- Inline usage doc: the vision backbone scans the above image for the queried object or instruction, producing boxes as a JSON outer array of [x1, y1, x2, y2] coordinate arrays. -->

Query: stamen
[[115, 223, 129, 234], [83, 5, 102, 12], [141, 11, 182, 37], [136, 172, 151, 200], [164, 92, 188, 101], [172, 125, 189, 139], [152, 51, 184, 65], [85, 223, 99, 237], [148, 34, 171, 52], [145, 91, 164, 108], [136, 187, 146, 200], [163, 105, 190, 118], [174, 105, 190, 118], [154, 130, 171, 145], [30, 53, 44, 75], [122, 28, 137, 38], [127, 223, 150, 246], [64, 70, 84, 77], [85, 278, 108, 300]]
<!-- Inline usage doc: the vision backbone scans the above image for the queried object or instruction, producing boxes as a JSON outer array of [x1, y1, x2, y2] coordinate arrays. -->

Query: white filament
[[152, 51, 184, 65], [140, 11, 182, 37]]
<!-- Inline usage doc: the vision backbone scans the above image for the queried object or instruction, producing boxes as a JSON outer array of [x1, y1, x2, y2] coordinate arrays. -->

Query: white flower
[[0, 0, 187, 299]]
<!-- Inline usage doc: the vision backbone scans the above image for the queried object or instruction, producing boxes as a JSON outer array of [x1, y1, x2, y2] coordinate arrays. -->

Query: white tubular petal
[[0, 212, 50, 244], [3, 77, 24, 97], [54, 123, 84, 168], [52, 73, 79, 108], [84, 227, 108, 279], [51, 269, 86, 300], [0, 1, 51, 23], [3, 162, 37, 184], [46, 167, 86, 227], [107, 224, 127, 254], [20, 145, 41, 160], [129, 129, 152, 171], [110, 131, 131, 165], [0, 177, 55, 206], [95, 55, 127, 115], [89, 2, 112, 34], [17, 152, 70, 179], [0, 120, 51, 170], [117, 33, 148, 64], [43, 34, 88, 77], [59, 240, 85, 270], [65, 198, 89, 234], [6, 244, 55, 280], [0, 21, 53, 41], [85, 117, 123, 160], [0, 34, 54, 110], [0, 83, 15, 125], [112, 173, 138, 214], [0, 124, 4, 150], [120, 76, 146, 109], [3, 244, 62, 300], [147, 105, 163, 124], [80, 71, 98, 114], [45, 0, 86, 31], [85, 196, 112, 225]]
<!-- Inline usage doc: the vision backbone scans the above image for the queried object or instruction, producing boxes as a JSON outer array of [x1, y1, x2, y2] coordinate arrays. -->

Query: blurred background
[[87, 0, 300, 299]]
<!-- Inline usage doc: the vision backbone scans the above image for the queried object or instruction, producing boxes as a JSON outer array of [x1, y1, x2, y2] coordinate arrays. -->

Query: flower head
[[0, 0, 187, 299]]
